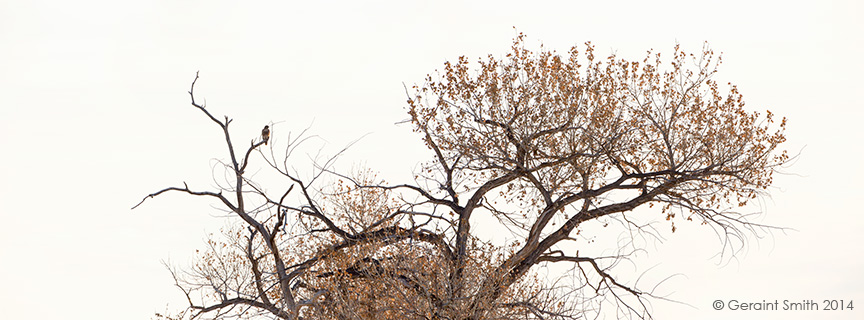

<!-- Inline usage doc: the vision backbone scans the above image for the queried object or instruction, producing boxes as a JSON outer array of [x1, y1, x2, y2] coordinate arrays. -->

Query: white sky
[[1, 1, 862, 319]]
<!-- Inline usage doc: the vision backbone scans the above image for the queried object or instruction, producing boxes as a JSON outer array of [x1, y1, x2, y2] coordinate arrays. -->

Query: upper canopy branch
[[131, 182, 235, 211]]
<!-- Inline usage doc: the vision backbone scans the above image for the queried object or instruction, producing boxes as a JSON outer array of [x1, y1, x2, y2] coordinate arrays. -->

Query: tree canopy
[[139, 34, 787, 320]]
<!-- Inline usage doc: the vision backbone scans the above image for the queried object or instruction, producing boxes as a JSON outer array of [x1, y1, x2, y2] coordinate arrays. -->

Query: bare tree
[[138, 34, 788, 320]]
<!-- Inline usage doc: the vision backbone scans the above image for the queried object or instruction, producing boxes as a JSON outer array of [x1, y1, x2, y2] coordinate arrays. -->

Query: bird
[[262, 125, 270, 145]]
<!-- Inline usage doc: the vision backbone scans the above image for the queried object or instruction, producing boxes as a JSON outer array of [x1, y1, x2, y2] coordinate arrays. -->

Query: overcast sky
[[1, 1, 862, 319]]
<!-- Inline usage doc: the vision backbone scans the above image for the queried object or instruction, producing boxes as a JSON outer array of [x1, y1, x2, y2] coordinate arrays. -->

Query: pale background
[[1, 1, 862, 319]]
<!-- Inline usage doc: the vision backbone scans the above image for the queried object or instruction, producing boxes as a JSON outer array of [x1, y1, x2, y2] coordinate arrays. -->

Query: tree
[[137, 34, 787, 320]]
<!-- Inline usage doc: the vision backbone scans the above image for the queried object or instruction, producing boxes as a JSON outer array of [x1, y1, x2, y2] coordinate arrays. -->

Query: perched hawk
[[262, 125, 270, 145]]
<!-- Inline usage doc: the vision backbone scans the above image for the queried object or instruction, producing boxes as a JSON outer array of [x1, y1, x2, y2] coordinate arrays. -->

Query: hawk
[[262, 125, 270, 145]]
